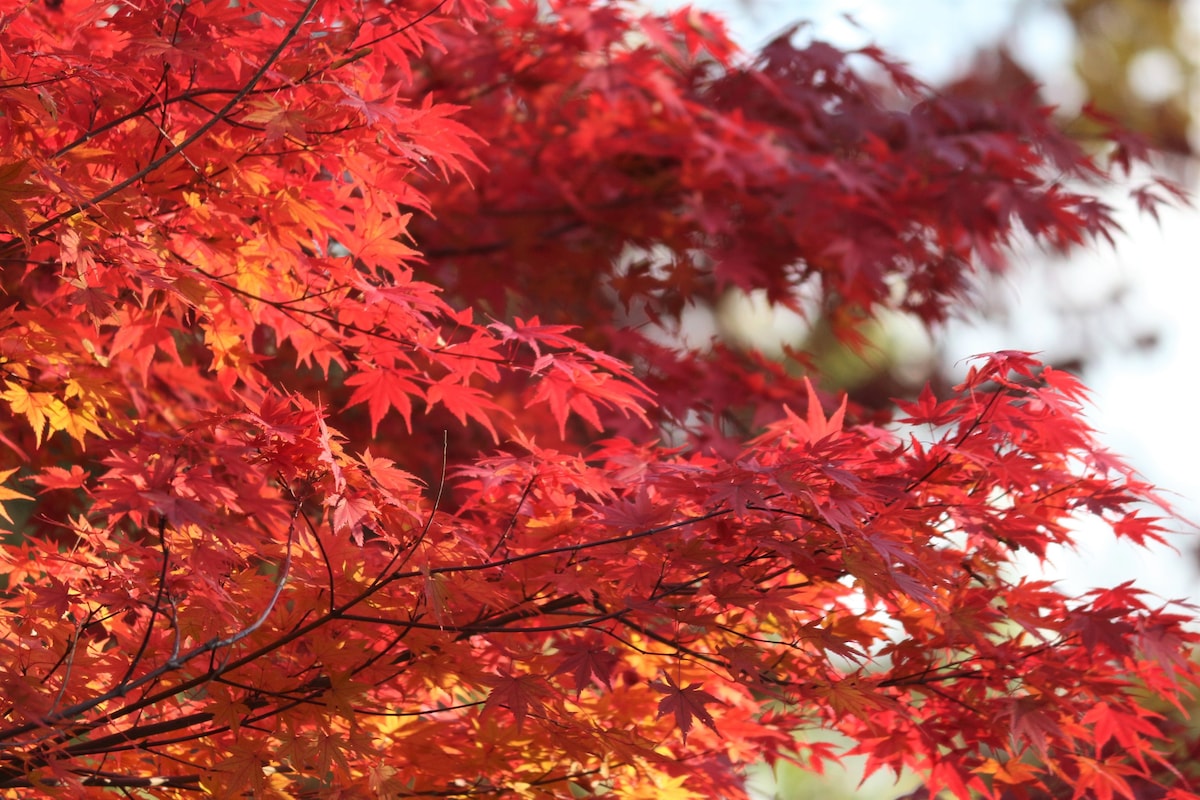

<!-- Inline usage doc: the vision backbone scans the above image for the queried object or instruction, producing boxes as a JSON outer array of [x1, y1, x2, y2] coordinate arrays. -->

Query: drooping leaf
[[651, 673, 722, 743]]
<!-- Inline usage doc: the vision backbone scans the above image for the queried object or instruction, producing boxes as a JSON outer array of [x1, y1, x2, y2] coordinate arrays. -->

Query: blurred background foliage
[[1064, 0, 1193, 157]]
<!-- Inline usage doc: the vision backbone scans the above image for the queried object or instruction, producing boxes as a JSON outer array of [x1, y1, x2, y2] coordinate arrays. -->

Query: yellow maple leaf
[[203, 317, 248, 372], [613, 770, 700, 800], [0, 160, 40, 246], [0, 468, 33, 526], [1, 381, 62, 447]]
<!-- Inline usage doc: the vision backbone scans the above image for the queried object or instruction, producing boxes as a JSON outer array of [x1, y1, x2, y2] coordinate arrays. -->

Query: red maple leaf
[[651, 672, 722, 743], [552, 639, 620, 695], [482, 672, 555, 730]]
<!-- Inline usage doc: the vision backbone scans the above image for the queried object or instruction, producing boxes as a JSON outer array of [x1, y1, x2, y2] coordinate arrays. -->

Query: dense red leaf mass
[[0, 0, 1196, 797]]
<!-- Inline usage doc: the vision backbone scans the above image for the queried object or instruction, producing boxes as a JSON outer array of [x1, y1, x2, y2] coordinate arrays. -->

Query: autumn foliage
[[0, 0, 1197, 797]]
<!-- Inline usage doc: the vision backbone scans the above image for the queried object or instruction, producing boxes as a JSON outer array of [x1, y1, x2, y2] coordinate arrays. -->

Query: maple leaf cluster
[[0, 0, 1196, 798]]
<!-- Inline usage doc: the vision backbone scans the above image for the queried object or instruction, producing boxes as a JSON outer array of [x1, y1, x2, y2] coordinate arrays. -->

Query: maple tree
[[0, 0, 1197, 797]]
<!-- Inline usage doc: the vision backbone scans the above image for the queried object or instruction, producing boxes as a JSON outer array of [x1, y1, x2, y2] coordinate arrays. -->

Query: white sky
[[645, 0, 1200, 602]]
